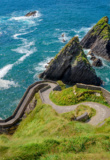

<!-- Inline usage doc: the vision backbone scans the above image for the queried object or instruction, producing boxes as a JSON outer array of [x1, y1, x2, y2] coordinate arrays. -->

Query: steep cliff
[[80, 16, 110, 60], [39, 37, 102, 85]]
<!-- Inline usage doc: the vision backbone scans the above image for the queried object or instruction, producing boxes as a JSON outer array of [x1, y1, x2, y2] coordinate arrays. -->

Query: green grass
[[0, 93, 110, 160], [49, 85, 110, 107], [91, 16, 110, 40], [61, 104, 96, 121], [57, 81, 66, 90]]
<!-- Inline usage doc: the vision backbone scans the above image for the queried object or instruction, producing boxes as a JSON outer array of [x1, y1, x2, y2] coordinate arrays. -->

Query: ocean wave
[[13, 39, 37, 62], [12, 40, 35, 54], [12, 28, 37, 40], [106, 78, 110, 83], [17, 47, 37, 63], [0, 38, 37, 85], [72, 26, 92, 34], [12, 33, 24, 40], [0, 64, 14, 79], [0, 79, 18, 90], [103, 62, 110, 69], [58, 33, 71, 43], [34, 57, 54, 72]]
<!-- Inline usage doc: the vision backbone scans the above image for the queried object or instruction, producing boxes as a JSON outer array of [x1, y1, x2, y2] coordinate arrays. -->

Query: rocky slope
[[39, 37, 102, 85], [80, 16, 110, 60]]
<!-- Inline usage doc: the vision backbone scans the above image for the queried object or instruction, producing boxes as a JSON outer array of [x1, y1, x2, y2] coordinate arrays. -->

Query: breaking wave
[[0, 79, 18, 90]]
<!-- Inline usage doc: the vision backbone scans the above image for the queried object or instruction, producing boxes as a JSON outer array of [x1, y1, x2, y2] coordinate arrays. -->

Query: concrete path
[[41, 83, 110, 126]]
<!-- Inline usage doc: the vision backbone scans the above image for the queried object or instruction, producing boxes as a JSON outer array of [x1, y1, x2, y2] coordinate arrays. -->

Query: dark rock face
[[25, 11, 37, 17], [92, 58, 103, 67], [80, 16, 110, 60], [39, 37, 102, 86]]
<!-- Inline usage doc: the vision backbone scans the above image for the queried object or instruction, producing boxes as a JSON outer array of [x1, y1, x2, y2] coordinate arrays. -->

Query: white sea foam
[[13, 39, 37, 62], [12, 27, 37, 40], [12, 40, 35, 54], [58, 33, 71, 43], [74, 34, 82, 40], [84, 49, 91, 55], [12, 33, 24, 40], [55, 29, 60, 31], [103, 62, 110, 69], [0, 64, 13, 79], [38, 19, 43, 22], [0, 38, 37, 90], [0, 79, 18, 90], [72, 26, 92, 34], [34, 57, 54, 72], [106, 78, 110, 82], [17, 47, 37, 63]]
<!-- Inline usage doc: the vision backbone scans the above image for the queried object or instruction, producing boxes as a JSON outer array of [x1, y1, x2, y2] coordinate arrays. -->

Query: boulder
[[39, 36, 102, 86], [25, 11, 37, 17], [92, 58, 103, 67], [90, 56, 96, 61], [76, 112, 89, 122], [80, 16, 110, 60]]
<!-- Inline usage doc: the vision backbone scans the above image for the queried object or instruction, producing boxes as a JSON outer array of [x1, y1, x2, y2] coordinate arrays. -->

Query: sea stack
[[80, 16, 110, 60], [39, 36, 102, 86]]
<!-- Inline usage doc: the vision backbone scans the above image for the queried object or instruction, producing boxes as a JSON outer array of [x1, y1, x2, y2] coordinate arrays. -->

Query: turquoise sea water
[[0, 0, 110, 119]]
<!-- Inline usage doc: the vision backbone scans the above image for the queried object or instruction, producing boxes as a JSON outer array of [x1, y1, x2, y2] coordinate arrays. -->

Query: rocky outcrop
[[39, 37, 102, 86], [80, 16, 110, 60], [92, 58, 103, 67], [25, 11, 37, 17], [87, 51, 103, 67]]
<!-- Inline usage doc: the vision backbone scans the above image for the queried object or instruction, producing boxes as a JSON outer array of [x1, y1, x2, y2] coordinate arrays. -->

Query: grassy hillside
[[0, 93, 110, 160], [50, 85, 110, 107]]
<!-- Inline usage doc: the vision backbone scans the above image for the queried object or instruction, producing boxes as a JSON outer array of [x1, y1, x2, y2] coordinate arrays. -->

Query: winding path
[[0, 80, 110, 134], [40, 82, 110, 126]]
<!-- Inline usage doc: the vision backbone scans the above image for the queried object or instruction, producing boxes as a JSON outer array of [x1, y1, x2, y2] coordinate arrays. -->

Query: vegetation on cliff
[[49, 85, 110, 107], [62, 104, 96, 121], [0, 93, 110, 159], [92, 16, 110, 40], [80, 16, 110, 60]]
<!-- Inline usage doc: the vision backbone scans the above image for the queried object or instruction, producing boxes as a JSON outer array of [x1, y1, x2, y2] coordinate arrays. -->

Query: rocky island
[[80, 16, 110, 60], [39, 37, 102, 86]]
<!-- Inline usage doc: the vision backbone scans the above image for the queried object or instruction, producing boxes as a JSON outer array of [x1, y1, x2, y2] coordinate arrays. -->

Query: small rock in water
[[45, 65, 48, 68], [92, 58, 103, 67], [25, 11, 37, 17], [62, 34, 65, 37], [63, 39, 66, 42], [90, 56, 96, 61]]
